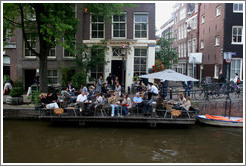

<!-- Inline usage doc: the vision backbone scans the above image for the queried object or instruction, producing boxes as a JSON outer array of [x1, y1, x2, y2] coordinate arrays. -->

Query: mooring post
[[151, 101, 157, 118]]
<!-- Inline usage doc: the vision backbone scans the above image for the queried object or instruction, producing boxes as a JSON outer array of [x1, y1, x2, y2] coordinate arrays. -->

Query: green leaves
[[156, 37, 178, 68]]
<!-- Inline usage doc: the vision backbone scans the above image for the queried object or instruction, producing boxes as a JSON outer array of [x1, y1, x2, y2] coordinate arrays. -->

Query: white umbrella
[[139, 69, 199, 82]]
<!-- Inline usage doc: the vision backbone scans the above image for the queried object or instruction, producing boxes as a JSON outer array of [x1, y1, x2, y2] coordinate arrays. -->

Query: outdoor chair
[[94, 104, 106, 117]]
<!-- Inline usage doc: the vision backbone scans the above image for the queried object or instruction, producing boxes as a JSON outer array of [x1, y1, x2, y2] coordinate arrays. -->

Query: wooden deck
[[38, 108, 197, 127]]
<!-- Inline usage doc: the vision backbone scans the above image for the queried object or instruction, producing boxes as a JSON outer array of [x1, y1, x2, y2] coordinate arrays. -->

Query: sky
[[155, 3, 176, 36]]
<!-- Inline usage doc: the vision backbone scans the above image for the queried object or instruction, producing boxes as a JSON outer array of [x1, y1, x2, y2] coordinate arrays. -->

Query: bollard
[[151, 101, 157, 118]]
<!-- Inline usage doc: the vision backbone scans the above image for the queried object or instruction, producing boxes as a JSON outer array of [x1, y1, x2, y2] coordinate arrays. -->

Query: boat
[[197, 114, 243, 128]]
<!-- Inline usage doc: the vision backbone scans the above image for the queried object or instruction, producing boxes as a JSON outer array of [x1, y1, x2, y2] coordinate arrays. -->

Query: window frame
[[133, 48, 148, 76], [231, 26, 243, 45], [47, 70, 58, 86], [233, 3, 243, 13], [133, 13, 149, 39], [201, 15, 205, 24], [214, 64, 219, 79], [200, 40, 204, 49], [215, 36, 220, 46], [112, 13, 127, 39], [23, 34, 37, 59], [192, 38, 197, 53], [230, 58, 242, 81], [90, 14, 105, 40], [216, 5, 221, 17], [47, 46, 56, 59], [90, 48, 104, 81]]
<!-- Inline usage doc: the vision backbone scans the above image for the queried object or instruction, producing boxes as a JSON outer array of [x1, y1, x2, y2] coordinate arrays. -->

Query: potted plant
[[133, 76, 139, 83], [6, 87, 24, 105]]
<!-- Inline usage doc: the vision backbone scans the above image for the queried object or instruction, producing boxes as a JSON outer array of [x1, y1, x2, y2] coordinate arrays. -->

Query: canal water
[[3, 120, 243, 163]]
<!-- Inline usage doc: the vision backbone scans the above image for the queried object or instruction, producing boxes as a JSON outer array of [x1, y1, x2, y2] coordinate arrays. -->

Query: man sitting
[[76, 91, 87, 111], [133, 92, 151, 116], [148, 82, 159, 100], [62, 87, 77, 103]]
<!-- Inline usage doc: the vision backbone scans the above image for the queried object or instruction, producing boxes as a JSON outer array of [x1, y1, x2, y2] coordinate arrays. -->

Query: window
[[134, 48, 147, 76], [201, 15, 205, 24], [188, 40, 192, 56], [134, 14, 148, 38], [112, 14, 126, 38], [184, 43, 186, 57], [64, 36, 75, 58], [24, 34, 37, 58], [214, 64, 219, 78], [180, 8, 186, 20], [48, 47, 56, 58], [178, 27, 181, 40], [232, 26, 243, 44], [215, 36, 220, 46], [192, 38, 197, 53], [187, 16, 197, 30], [184, 24, 187, 38], [178, 45, 181, 57], [181, 44, 183, 57], [181, 25, 183, 39], [200, 40, 204, 49], [230, 59, 242, 80], [91, 15, 104, 39], [90, 48, 104, 80], [233, 3, 243, 12], [216, 6, 221, 17], [47, 70, 58, 85]]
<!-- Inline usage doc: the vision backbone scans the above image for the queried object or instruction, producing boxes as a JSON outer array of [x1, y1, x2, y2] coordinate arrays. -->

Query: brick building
[[160, 3, 243, 82], [4, 3, 156, 91]]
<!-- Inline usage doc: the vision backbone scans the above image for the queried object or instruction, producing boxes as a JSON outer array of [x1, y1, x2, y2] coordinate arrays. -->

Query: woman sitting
[[122, 94, 131, 116], [180, 96, 191, 111], [108, 90, 120, 117], [40, 92, 59, 109], [178, 93, 186, 105]]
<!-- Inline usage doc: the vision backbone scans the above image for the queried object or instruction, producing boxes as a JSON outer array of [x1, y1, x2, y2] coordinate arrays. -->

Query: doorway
[[24, 69, 36, 91], [111, 60, 125, 85]]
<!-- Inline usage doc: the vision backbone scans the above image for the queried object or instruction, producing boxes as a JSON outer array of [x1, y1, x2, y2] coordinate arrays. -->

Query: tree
[[3, 3, 135, 92], [156, 36, 178, 69]]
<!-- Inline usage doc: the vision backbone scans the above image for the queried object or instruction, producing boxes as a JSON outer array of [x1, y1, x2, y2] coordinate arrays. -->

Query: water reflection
[[3, 120, 243, 163]]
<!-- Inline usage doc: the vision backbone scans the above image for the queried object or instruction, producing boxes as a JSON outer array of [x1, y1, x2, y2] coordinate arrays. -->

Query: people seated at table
[[87, 86, 96, 101], [88, 92, 103, 110], [178, 93, 186, 105], [138, 80, 146, 92], [40, 92, 59, 109], [115, 82, 122, 96], [62, 87, 77, 103], [67, 81, 75, 92], [148, 82, 159, 100], [80, 84, 88, 94], [102, 83, 109, 97], [122, 94, 131, 116], [110, 79, 115, 91], [76, 91, 87, 110], [156, 94, 164, 109], [180, 96, 191, 111], [133, 92, 151, 116], [108, 90, 120, 117]]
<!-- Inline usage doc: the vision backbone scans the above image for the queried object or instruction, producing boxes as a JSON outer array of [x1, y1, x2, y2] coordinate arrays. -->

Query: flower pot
[[6, 96, 23, 105]]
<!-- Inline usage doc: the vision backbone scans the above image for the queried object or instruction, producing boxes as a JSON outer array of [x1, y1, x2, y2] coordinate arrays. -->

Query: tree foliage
[[156, 36, 178, 69], [3, 3, 135, 92]]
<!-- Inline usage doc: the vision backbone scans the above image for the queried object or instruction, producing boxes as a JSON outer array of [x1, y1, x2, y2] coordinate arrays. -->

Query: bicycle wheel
[[212, 89, 225, 99], [194, 90, 206, 100]]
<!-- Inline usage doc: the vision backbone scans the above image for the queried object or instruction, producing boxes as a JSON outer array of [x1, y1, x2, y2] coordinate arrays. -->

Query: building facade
[[160, 3, 243, 82], [4, 3, 156, 91]]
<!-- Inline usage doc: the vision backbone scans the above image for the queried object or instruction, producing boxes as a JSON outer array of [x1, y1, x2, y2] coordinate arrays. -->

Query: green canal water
[[3, 120, 243, 163]]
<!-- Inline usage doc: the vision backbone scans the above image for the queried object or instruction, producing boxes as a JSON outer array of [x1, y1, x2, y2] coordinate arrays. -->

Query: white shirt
[[233, 76, 239, 84], [150, 85, 158, 94], [96, 96, 103, 103], [77, 94, 87, 102]]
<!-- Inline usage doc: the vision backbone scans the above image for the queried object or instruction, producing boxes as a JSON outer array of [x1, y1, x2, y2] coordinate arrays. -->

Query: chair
[[94, 104, 106, 117]]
